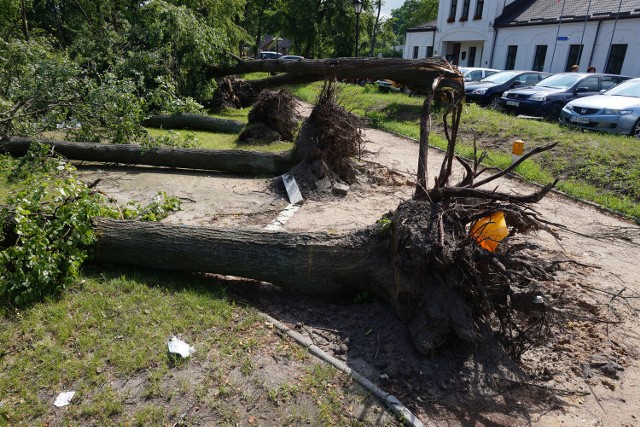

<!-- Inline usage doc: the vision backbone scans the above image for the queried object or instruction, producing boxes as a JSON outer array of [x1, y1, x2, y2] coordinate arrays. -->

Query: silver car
[[560, 78, 640, 138]]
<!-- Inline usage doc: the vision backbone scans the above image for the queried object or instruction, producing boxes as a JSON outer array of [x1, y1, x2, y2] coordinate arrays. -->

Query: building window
[[448, 0, 457, 22], [565, 45, 583, 71], [461, 0, 470, 20], [474, 0, 484, 19], [426, 46, 434, 58], [505, 45, 517, 70], [413, 46, 419, 59], [605, 44, 627, 75], [468, 46, 476, 67], [532, 45, 547, 71]]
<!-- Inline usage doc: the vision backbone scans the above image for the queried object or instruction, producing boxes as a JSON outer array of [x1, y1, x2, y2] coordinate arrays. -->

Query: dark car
[[500, 72, 630, 120], [465, 70, 550, 108]]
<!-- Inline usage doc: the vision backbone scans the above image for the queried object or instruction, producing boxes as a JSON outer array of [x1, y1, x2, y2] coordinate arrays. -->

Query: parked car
[[280, 55, 304, 61], [500, 72, 630, 120], [375, 79, 404, 93], [258, 51, 281, 59], [459, 67, 500, 83], [464, 70, 551, 108], [560, 77, 640, 138]]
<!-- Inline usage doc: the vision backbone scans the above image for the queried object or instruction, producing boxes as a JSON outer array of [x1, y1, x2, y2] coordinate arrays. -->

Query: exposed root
[[209, 76, 257, 112], [244, 89, 301, 142], [293, 81, 364, 184], [389, 196, 560, 359]]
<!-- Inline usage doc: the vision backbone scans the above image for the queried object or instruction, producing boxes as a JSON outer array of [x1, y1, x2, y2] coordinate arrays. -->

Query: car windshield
[[603, 79, 640, 98], [535, 74, 581, 89], [479, 71, 519, 84]]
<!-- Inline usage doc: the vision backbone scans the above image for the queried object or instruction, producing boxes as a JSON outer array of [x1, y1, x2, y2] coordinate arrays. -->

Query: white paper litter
[[167, 336, 195, 358], [54, 391, 76, 407]]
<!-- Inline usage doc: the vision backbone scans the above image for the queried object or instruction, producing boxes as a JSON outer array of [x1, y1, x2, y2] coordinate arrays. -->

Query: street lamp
[[273, 36, 283, 56], [353, 0, 363, 57]]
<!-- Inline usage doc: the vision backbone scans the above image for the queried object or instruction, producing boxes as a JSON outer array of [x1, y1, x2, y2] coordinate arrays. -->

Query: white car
[[459, 67, 500, 82], [258, 51, 281, 59]]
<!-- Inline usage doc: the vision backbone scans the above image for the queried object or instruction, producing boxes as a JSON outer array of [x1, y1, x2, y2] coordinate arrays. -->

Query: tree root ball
[[389, 199, 557, 357], [209, 76, 257, 112], [246, 89, 301, 142], [294, 83, 364, 184]]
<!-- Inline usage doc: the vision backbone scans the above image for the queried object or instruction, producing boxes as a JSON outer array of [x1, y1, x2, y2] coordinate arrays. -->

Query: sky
[[381, 0, 406, 17]]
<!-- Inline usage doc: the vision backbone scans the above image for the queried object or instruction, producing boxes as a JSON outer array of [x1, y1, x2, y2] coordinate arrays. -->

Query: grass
[[0, 268, 237, 421], [146, 103, 296, 152], [290, 81, 640, 221], [0, 261, 392, 425]]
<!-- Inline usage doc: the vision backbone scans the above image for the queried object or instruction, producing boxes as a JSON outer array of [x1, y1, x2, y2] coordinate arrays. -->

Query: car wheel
[[545, 103, 562, 121], [632, 120, 640, 139], [489, 95, 502, 111]]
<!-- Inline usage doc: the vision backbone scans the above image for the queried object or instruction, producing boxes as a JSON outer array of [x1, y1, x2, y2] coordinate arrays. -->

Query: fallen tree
[[92, 62, 562, 356], [207, 57, 461, 95], [2, 57, 563, 357], [143, 113, 244, 134], [0, 137, 293, 175]]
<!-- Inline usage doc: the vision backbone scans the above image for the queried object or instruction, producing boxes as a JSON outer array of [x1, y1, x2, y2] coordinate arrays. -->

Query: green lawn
[[291, 82, 640, 221], [0, 267, 385, 426]]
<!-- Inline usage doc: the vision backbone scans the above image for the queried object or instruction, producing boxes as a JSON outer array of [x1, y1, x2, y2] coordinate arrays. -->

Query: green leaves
[[0, 145, 182, 307]]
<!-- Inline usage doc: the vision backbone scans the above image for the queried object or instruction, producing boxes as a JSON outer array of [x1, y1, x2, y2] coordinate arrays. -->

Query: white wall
[[494, 20, 640, 76], [404, 0, 640, 76], [403, 31, 435, 59]]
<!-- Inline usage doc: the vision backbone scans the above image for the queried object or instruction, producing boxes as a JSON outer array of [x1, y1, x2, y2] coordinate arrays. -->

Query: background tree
[[390, 0, 438, 45]]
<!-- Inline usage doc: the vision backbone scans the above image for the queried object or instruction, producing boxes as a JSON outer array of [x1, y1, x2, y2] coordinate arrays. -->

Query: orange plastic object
[[512, 140, 524, 155], [471, 212, 509, 251]]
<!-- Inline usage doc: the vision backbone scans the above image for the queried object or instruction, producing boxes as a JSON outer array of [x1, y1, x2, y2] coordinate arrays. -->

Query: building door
[[468, 46, 476, 67], [452, 43, 461, 65]]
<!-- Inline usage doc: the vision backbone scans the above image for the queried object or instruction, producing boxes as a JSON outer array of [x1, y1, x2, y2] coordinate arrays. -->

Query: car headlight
[[502, 90, 511, 97], [529, 93, 546, 101], [472, 88, 487, 95], [563, 104, 574, 112], [602, 109, 633, 115]]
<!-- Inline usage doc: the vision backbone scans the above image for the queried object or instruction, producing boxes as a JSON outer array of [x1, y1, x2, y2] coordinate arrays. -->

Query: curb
[[259, 312, 428, 427]]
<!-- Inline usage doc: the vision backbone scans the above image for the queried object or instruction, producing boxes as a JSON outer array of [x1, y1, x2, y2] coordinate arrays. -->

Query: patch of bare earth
[[78, 109, 640, 426]]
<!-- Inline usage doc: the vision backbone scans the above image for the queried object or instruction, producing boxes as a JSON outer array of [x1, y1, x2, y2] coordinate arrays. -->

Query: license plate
[[571, 116, 590, 124], [506, 100, 519, 107]]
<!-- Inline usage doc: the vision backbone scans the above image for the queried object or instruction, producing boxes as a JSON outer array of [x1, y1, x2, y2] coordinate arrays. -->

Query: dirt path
[[80, 114, 640, 426]]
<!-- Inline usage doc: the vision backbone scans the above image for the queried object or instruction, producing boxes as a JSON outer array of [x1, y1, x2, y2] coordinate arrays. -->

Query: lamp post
[[273, 36, 283, 56], [353, 0, 363, 57]]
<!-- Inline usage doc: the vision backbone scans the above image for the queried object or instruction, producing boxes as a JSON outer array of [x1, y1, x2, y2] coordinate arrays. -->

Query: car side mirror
[[599, 89, 606, 94], [512, 81, 522, 87], [575, 87, 589, 93]]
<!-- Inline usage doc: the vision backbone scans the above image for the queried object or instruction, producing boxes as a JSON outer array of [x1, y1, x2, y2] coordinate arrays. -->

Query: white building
[[403, 0, 640, 76]]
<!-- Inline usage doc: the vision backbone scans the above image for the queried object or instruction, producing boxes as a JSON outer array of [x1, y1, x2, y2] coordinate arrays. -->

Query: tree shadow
[[78, 264, 564, 426]]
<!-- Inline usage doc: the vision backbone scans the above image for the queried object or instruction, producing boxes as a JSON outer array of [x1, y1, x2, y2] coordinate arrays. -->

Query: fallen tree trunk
[[94, 218, 394, 297], [207, 57, 462, 95], [1, 137, 293, 175], [142, 113, 244, 134]]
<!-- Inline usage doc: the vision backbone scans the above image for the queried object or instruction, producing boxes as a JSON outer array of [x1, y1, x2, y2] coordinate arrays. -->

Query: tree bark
[[20, 0, 30, 42], [207, 57, 463, 95], [143, 113, 245, 134], [1, 137, 293, 176], [93, 219, 394, 298]]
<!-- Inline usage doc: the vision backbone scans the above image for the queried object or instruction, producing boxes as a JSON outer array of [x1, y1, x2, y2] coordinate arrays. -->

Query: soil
[[77, 102, 640, 426]]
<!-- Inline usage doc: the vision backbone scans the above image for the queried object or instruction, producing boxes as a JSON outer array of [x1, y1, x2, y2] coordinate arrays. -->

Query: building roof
[[260, 34, 292, 50], [405, 20, 437, 32], [495, 0, 640, 28]]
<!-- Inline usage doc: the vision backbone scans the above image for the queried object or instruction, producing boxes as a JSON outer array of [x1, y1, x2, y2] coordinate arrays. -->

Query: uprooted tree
[[0, 57, 561, 357], [91, 57, 561, 357]]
